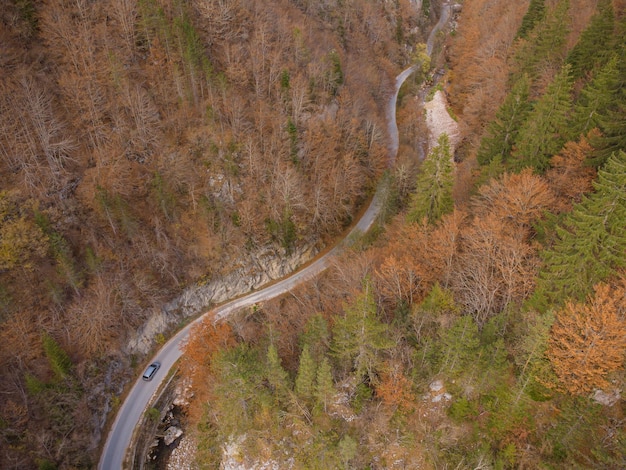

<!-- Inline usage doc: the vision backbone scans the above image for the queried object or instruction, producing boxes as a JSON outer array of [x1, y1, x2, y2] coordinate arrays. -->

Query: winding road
[[99, 5, 451, 469]]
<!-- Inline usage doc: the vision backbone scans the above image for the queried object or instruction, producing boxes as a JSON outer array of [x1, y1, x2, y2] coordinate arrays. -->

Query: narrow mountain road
[[99, 5, 452, 469], [427, 2, 451, 56]]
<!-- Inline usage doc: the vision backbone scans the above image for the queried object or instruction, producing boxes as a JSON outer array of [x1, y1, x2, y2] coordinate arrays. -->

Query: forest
[[179, 0, 626, 468], [0, 0, 425, 467], [0, 0, 625, 468]]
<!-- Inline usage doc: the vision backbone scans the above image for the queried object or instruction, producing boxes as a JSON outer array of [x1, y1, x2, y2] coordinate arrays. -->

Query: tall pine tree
[[592, 99, 626, 167], [569, 55, 620, 140], [265, 343, 291, 404], [331, 279, 393, 382], [477, 75, 532, 166], [299, 313, 330, 362], [439, 315, 480, 375], [566, 0, 615, 80], [407, 133, 454, 224], [512, 65, 573, 173], [534, 150, 626, 307], [511, 0, 570, 83], [516, 0, 546, 39], [294, 344, 316, 405], [591, 40, 626, 167], [314, 356, 335, 413], [42, 332, 72, 379]]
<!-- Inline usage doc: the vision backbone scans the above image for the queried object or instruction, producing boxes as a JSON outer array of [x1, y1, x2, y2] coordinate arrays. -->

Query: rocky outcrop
[[126, 243, 317, 355], [592, 388, 621, 407], [163, 426, 183, 446], [423, 90, 461, 152], [167, 435, 197, 470], [427, 379, 452, 403]]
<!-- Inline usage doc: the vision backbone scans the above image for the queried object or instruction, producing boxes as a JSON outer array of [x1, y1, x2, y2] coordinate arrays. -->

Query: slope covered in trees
[[179, 0, 626, 468], [0, 0, 431, 467]]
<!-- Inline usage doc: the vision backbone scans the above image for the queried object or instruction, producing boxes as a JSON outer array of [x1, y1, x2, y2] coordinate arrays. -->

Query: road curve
[[427, 2, 451, 57], [99, 6, 451, 469], [99, 71, 408, 470]]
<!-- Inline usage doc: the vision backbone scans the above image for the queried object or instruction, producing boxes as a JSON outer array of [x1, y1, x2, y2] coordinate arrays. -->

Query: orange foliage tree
[[375, 361, 415, 412], [453, 171, 555, 326], [472, 169, 557, 234], [446, 0, 529, 137], [547, 278, 626, 395], [546, 131, 598, 211], [374, 222, 430, 310], [181, 315, 236, 384], [180, 314, 237, 422], [373, 209, 464, 312]]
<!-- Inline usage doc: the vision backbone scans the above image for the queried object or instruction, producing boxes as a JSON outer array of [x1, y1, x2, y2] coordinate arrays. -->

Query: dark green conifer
[[314, 356, 335, 413], [591, 100, 626, 167], [511, 0, 569, 82], [331, 279, 393, 381], [266, 344, 291, 403], [299, 313, 330, 362], [534, 150, 626, 307], [42, 332, 72, 379], [589, 43, 626, 165], [516, 0, 546, 39], [569, 55, 620, 139], [439, 315, 480, 375], [294, 344, 316, 404], [407, 133, 454, 224], [477, 75, 532, 166], [512, 65, 573, 172], [566, 0, 615, 80], [533, 0, 569, 65]]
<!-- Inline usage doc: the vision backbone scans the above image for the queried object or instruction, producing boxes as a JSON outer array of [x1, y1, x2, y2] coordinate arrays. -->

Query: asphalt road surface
[[99, 5, 451, 468]]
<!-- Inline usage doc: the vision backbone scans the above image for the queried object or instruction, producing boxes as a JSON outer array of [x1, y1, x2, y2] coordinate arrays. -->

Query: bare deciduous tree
[[111, 0, 137, 53], [66, 275, 122, 357]]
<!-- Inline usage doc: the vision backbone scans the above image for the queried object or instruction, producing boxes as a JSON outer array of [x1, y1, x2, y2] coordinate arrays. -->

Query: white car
[[142, 362, 160, 381]]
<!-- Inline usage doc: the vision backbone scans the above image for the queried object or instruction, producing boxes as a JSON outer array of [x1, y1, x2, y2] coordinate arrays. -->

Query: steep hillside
[[176, 0, 626, 468], [0, 0, 434, 467]]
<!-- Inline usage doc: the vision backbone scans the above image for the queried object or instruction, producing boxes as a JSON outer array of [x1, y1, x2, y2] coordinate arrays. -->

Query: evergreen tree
[[294, 344, 316, 405], [585, 28, 626, 166], [42, 332, 72, 379], [566, 0, 615, 80], [477, 75, 532, 166], [512, 65, 573, 172], [210, 344, 267, 436], [512, 0, 569, 81], [327, 49, 343, 96], [591, 45, 626, 166], [592, 99, 626, 167], [569, 55, 620, 139], [299, 313, 330, 362], [331, 279, 394, 381], [265, 344, 291, 403], [534, 151, 626, 307], [407, 133, 454, 224], [512, 311, 554, 404], [533, 0, 569, 66], [314, 356, 335, 413], [338, 435, 358, 468], [516, 0, 546, 39], [439, 315, 480, 375]]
